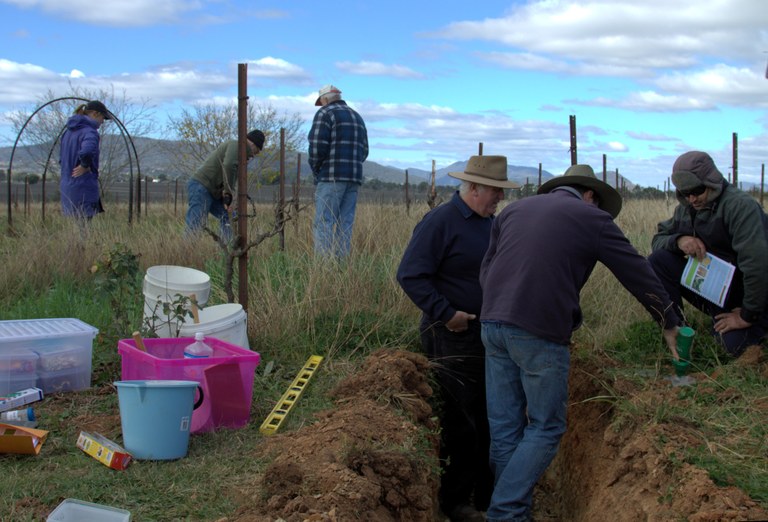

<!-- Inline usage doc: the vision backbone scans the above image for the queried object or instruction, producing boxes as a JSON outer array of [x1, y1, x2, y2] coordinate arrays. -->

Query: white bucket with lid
[[178, 303, 249, 350], [143, 265, 211, 338]]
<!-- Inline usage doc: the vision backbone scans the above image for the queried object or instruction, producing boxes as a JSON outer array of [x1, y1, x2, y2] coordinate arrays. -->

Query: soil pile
[[241, 349, 441, 521], [236, 348, 768, 522]]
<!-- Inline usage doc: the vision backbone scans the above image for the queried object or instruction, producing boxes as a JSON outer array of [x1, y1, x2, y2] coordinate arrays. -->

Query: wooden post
[[428, 160, 438, 209], [279, 128, 286, 251], [569, 115, 577, 165], [237, 63, 249, 311], [405, 169, 411, 215], [538, 163, 542, 190], [761, 163, 765, 208], [135, 173, 142, 222], [293, 153, 301, 235], [602, 154, 607, 183], [732, 132, 738, 186], [174, 179, 179, 215], [615, 169, 619, 190]]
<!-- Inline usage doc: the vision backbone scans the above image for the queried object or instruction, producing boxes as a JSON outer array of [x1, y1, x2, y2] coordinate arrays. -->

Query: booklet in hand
[[680, 252, 735, 308]]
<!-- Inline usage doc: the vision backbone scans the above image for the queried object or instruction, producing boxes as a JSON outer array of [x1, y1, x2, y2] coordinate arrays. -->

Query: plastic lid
[[194, 332, 204, 341]]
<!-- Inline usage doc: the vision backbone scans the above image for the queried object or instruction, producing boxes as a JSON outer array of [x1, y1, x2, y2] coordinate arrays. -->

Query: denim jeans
[[185, 179, 231, 240], [481, 322, 570, 522], [313, 181, 359, 258]]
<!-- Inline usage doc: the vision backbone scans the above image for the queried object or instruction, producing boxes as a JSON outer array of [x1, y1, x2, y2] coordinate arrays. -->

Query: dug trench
[[234, 348, 768, 522]]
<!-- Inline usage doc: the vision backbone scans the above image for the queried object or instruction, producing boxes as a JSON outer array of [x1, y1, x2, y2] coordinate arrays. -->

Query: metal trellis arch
[[6, 96, 141, 232]]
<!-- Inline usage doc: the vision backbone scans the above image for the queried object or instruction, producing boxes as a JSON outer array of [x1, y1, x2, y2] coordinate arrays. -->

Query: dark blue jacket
[[397, 192, 492, 324], [60, 114, 102, 217]]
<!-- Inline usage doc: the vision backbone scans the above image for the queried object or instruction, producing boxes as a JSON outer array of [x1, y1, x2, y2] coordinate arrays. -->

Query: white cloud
[[626, 131, 680, 142], [432, 0, 767, 74], [247, 57, 309, 80], [1, 0, 203, 26], [336, 61, 425, 79]]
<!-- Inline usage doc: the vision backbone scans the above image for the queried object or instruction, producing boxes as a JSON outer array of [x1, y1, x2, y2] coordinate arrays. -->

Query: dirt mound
[[231, 348, 767, 522], [542, 357, 768, 521], [240, 349, 440, 521]]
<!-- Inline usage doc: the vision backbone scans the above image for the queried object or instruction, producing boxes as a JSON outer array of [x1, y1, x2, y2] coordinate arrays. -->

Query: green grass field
[[0, 195, 765, 520]]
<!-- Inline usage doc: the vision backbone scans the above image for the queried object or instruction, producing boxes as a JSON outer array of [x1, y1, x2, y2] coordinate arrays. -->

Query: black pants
[[649, 248, 768, 357], [420, 317, 493, 512]]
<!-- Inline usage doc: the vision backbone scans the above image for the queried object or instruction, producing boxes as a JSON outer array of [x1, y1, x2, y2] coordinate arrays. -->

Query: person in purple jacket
[[59, 100, 111, 221], [478, 165, 682, 522]]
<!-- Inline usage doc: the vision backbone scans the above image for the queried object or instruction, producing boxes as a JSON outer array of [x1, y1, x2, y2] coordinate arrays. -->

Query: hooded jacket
[[59, 114, 102, 217], [652, 181, 768, 323]]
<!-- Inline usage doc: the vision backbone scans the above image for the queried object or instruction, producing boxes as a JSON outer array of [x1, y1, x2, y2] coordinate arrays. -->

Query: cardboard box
[[0, 423, 48, 455], [76, 431, 132, 470], [0, 387, 43, 413]]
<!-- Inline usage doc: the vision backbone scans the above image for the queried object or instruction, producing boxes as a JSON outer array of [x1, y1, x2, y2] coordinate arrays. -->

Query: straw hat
[[538, 164, 622, 218], [448, 156, 521, 189]]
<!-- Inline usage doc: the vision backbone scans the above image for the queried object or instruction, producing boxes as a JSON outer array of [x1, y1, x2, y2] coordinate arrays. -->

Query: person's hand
[[445, 311, 476, 333], [222, 192, 233, 211], [72, 165, 90, 178], [676, 235, 707, 260], [663, 326, 680, 360], [714, 308, 751, 334]]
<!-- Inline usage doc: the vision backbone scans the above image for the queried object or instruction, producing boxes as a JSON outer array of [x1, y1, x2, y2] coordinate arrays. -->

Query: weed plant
[[0, 195, 765, 518]]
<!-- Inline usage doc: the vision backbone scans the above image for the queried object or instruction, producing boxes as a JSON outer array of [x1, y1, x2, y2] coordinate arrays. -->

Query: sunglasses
[[677, 185, 707, 198]]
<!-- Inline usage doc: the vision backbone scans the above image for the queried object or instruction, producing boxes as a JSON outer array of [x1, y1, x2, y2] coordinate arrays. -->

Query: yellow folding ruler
[[259, 355, 323, 436]]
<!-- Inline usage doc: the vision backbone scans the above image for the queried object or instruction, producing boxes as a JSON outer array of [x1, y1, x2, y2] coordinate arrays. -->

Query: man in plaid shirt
[[308, 84, 369, 259]]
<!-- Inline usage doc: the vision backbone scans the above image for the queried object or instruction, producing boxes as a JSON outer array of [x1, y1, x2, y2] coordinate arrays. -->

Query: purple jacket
[[60, 114, 102, 217], [480, 188, 680, 345]]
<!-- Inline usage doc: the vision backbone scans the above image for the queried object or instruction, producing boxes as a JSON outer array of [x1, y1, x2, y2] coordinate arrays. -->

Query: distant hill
[[1, 136, 639, 189]]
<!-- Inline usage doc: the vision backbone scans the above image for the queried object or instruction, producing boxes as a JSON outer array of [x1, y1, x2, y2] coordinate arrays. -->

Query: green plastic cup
[[676, 326, 695, 361], [672, 359, 690, 377]]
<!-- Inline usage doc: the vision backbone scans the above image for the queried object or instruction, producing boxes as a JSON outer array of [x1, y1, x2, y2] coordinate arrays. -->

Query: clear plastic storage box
[[47, 498, 130, 521], [0, 319, 98, 395]]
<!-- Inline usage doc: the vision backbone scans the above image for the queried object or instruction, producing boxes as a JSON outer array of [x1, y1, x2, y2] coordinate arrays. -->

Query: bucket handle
[[193, 385, 204, 410]]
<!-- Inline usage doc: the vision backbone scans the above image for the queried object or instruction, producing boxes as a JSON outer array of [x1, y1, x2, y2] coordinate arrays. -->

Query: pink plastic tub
[[118, 337, 261, 434]]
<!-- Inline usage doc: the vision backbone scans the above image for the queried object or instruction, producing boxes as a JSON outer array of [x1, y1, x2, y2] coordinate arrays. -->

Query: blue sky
[[1, 0, 767, 187]]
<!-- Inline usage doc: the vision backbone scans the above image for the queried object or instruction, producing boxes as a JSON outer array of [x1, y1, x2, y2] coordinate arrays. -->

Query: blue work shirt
[[397, 191, 493, 324]]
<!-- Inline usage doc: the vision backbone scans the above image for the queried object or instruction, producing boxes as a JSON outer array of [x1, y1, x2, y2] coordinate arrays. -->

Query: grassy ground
[[0, 195, 765, 519]]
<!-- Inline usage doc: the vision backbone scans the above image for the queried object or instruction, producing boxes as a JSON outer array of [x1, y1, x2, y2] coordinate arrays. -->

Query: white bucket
[[143, 265, 211, 338], [178, 303, 249, 350]]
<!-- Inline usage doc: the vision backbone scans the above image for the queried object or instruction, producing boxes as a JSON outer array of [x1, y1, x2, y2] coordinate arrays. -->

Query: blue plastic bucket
[[114, 380, 203, 460]]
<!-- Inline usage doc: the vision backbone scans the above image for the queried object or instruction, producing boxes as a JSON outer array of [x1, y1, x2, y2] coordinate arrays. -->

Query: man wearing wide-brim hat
[[397, 155, 518, 522], [478, 164, 682, 522]]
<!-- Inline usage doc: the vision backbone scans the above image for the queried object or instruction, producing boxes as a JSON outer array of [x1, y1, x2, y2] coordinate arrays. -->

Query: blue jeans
[[481, 322, 570, 522], [185, 179, 231, 240], [313, 181, 359, 258]]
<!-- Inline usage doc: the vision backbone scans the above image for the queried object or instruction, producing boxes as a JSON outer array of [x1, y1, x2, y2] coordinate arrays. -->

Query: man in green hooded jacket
[[650, 151, 768, 359]]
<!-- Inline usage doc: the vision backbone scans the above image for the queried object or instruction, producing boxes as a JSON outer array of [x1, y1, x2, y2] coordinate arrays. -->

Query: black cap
[[247, 130, 265, 150], [84, 100, 112, 120]]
